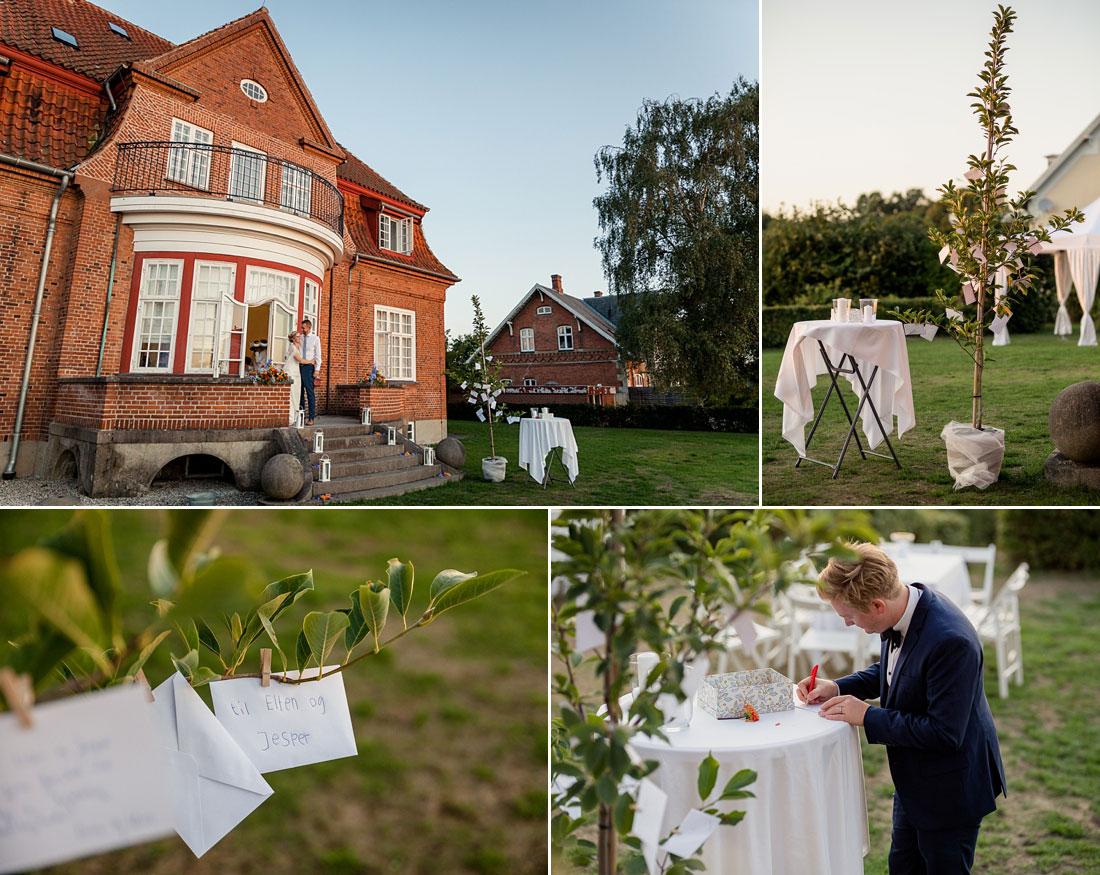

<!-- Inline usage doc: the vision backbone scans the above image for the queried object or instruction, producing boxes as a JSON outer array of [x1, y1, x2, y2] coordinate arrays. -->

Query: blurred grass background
[[0, 509, 548, 875]]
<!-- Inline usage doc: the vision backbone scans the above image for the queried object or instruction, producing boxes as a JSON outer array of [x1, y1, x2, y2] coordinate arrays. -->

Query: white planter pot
[[482, 456, 507, 482], [941, 421, 1005, 490]]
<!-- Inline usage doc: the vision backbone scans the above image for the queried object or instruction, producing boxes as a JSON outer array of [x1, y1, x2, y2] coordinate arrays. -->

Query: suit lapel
[[885, 585, 932, 708]]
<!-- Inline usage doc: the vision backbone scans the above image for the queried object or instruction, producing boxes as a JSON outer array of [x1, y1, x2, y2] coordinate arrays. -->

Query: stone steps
[[320, 475, 453, 504], [313, 463, 444, 497]]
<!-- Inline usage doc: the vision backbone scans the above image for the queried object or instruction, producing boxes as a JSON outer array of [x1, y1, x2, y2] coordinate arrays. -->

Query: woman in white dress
[[285, 331, 309, 425]]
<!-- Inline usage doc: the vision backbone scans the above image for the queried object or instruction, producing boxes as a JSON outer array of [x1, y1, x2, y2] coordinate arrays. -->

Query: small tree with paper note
[[890, 5, 1082, 487]]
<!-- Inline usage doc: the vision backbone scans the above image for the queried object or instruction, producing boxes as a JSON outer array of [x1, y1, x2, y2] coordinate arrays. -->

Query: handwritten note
[[209, 667, 357, 773], [0, 685, 173, 873]]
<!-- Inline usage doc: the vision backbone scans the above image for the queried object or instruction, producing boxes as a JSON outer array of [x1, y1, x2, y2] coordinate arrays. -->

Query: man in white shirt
[[299, 319, 322, 425], [796, 542, 1005, 874]]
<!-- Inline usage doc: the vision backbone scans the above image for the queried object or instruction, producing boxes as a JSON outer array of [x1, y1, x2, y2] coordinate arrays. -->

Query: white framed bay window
[[303, 278, 319, 330], [374, 305, 415, 381], [132, 260, 183, 371], [229, 142, 267, 203], [379, 212, 413, 254], [187, 262, 236, 372], [166, 118, 213, 190], [246, 267, 299, 364], [280, 162, 312, 217]]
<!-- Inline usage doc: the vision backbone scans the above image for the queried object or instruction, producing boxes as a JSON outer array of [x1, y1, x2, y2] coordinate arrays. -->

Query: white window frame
[[240, 79, 268, 102], [557, 325, 574, 351], [229, 141, 267, 204], [132, 259, 184, 372], [166, 118, 213, 190], [186, 261, 236, 373], [280, 162, 312, 217], [374, 305, 416, 382], [536, 305, 552, 315], [519, 327, 534, 352], [378, 212, 413, 255], [523, 378, 537, 387], [303, 278, 319, 330], [244, 266, 299, 310]]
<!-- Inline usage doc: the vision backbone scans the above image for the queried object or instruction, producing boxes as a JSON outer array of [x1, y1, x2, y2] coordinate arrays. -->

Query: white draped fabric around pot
[[518, 418, 579, 483], [630, 694, 868, 875], [941, 421, 1005, 490], [775, 320, 916, 457], [991, 267, 1010, 347], [1054, 251, 1074, 336], [1068, 248, 1099, 347]]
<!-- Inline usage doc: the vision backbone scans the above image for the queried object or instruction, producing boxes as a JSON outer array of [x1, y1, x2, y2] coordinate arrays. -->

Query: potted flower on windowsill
[[249, 363, 291, 385], [891, 5, 1082, 489], [359, 365, 388, 388]]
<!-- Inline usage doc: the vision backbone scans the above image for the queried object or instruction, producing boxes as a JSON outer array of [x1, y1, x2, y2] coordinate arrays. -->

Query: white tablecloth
[[518, 417, 578, 483], [631, 692, 868, 875], [775, 320, 915, 457], [882, 549, 971, 609]]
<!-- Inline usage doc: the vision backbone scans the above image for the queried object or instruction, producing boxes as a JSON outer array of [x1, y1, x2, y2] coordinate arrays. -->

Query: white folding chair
[[713, 600, 788, 674], [786, 585, 877, 681], [964, 562, 1027, 699], [927, 542, 997, 605]]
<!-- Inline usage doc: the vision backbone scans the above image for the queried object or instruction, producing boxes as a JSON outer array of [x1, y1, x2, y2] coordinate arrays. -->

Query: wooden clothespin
[[260, 648, 272, 687], [135, 668, 155, 703], [0, 667, 34, 729]]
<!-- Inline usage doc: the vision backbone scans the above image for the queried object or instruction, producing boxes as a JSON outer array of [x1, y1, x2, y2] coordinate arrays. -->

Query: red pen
[[808, 664, 819, 697]]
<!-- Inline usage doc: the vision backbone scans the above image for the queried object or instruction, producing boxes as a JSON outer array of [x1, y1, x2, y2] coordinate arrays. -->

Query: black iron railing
[[112, 141, 344, 236]]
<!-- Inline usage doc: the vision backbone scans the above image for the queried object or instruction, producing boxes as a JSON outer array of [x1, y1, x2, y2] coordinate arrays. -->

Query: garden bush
[[447, 402, 757, 433], [997, 510, 1100, 572]]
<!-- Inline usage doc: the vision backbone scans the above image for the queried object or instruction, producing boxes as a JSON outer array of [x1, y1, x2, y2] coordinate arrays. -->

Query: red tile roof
[[0, 65, 107, 167], [338, 147, 426, 212], [344, 190, 458, 282], [0, 0, 174, 81]]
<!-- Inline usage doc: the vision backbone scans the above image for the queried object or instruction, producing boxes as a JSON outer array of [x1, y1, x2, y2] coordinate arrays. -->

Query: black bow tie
[[881, 628, 902, 650]]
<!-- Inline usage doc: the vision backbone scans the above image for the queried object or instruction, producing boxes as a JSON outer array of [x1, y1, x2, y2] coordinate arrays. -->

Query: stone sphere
[[261, 454, 305, 500], [1049, 381, 1100, 464], [435, 437, 466, 469]]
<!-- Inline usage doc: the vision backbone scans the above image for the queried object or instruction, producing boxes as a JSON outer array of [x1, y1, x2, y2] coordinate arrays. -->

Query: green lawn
[[860, 574, 1100, 874], [762, 332, 1100, 505], [1, 509, 548, 875], [352, 420, 758, 506]]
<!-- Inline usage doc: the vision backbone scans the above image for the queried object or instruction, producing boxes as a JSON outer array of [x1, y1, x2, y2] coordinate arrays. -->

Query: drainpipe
[[1, 154, 72, 478], [96, 213, 123, 376], [347, 254, 359, 386]]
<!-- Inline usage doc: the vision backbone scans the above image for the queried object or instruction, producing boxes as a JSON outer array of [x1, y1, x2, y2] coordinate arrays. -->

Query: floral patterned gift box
[[697, 668, 794, 719]]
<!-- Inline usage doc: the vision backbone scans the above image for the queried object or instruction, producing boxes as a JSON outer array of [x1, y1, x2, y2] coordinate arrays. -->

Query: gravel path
[[0, 476, 263, 506]]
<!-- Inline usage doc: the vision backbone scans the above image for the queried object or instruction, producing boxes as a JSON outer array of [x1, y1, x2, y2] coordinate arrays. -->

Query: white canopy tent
[[1040, 194, 1100, 347]]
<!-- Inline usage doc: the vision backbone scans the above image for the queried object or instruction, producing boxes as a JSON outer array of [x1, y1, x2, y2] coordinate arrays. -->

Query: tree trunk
[[972, 297, 984, 430], [598, 804, 617, 875]]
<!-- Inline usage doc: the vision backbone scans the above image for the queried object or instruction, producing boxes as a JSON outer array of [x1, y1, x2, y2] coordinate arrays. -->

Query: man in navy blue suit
[[796, 542, 1006, 874]]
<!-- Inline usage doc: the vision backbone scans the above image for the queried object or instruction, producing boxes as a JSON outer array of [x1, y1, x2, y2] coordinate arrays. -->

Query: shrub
[[997, 510, 1100, 572], [447, 402, 757, 433]]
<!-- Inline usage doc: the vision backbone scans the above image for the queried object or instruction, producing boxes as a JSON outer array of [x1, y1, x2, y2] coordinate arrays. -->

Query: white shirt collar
[[893, 584, 921, 639]]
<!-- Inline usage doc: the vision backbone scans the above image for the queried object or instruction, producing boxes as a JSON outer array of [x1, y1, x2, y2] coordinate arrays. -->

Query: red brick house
[[483, 275, 647, 407], [0, 1, 457, 495]]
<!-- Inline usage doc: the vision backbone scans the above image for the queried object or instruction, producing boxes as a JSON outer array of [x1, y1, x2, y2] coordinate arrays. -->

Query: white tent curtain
[[1067, 248, 1099, 347], [991, 266, 1010, 346], [1053, 251, 1073, 336]]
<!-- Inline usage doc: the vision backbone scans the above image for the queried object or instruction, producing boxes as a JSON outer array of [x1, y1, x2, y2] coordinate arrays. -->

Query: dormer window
[[379, 213, 413, 255], [536, 306, 552, 315], [240, 79, 268, 102]]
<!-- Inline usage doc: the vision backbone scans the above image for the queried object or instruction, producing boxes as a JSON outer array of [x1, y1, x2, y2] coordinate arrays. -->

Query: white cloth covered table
[[775, 320, 915, 457], [882, 549, 972, 609], [518, 417, 578, 483], [631, 691, 868, 875]]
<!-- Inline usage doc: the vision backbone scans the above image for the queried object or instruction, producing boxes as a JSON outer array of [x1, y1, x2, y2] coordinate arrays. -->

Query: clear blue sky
[[762, 0, 1100, 214], [100, 0, 758, 335]]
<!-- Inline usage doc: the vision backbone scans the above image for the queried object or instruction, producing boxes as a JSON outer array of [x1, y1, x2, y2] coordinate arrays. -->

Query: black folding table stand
[[795, 340, 902, 479], [526, 447, 577, 489]]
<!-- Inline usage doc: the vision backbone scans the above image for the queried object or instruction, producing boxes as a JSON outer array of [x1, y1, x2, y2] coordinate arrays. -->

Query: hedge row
[[447, 402, 757, 433], [997, 511, 1100, 573], [763, 289, 1059, 348]]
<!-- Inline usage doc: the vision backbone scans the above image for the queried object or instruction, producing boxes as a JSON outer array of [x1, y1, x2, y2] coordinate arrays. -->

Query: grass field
[[353, 420, 758, 506], [761, 333, 1100, 505], [0, 509, 548, 875]]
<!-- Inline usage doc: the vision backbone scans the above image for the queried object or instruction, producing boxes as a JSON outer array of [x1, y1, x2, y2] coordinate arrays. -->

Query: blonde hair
[[817, 542, 903, 610], [288, 331, 299, 343]]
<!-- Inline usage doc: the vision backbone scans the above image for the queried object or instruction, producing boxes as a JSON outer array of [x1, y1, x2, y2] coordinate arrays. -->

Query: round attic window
[[240, 79, 268, 102]]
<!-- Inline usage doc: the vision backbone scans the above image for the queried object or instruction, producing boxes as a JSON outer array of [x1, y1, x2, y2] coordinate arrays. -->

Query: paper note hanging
[[573, 609, 604, 652], [960, 282, 976, 304], [209, 667, 357, 773], [475, 408, 487, 422], [990, 313, 1011, 334], [938, 244, 951, 264], [506, 415, 520, 424], [946, 308, 963, 322], [660, 807, 721, 859], [634, 778, 669, 875], [0, 685, 174, 873], [963, 166, 983, 180]]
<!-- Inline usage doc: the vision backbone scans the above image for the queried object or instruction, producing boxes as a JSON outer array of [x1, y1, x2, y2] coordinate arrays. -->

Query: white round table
[[518, 417, 578, 484], [630, 691, 868, 874], [884, 549, 972, 609]]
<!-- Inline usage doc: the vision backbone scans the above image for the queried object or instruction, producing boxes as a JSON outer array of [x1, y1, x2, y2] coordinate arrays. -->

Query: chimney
[[551, 274, 563, 294], [593, 291, 603, 297]]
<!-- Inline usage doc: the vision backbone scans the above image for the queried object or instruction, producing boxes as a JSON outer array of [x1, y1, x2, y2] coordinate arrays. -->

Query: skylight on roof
[[108, 22, 130, 39], [51, 26, 78, 49]]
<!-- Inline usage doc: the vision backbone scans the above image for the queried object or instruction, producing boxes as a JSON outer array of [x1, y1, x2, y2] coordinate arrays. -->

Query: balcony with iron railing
[[111, 141, 344, 237]]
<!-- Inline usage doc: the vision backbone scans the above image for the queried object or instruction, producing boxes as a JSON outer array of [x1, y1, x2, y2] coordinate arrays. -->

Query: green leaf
[[358, 582, 390, 651], [6, 548, 112, 675], [613, 791, 635, 836], [164, 509, 219, 576], [148, 539, 178, 597], [697, 752, 719, 801], [175, 617, 199, 654], [174, 556, 256, 622], [720, 768, 756, 796], [127, 629, 171, 679], [345, 591, 369, 652], [39, 509, 120, 635], [256, 604, 287, 674], [231, 612, 243, 644], [428, 568, 478, 602], [302, 611, 350, 668], [197, 618, 222, 660], [239, 571, 315, 650], [295, 628, 312, 675], [170, 649, 199, 680], [189, 666, 220, 687], [387, 559, 414, 620], [427, 569, 526, 619]]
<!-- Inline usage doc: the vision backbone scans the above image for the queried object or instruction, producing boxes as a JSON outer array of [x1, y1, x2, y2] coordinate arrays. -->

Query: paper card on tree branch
[[0, 685, 173, 873], [209, 667, 357, 773], [660, 807, 721, 859]]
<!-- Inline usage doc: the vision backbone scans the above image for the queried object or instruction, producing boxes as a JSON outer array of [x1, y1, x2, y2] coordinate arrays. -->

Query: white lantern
[[423, 446, 435, 466], [361, 406, 372, 425], [319, 454, 331, 482], [387, 426, 397, 446], [314, 429, 324, 453], [406, 421, 415, 443], [296, 410, 305, 428]]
